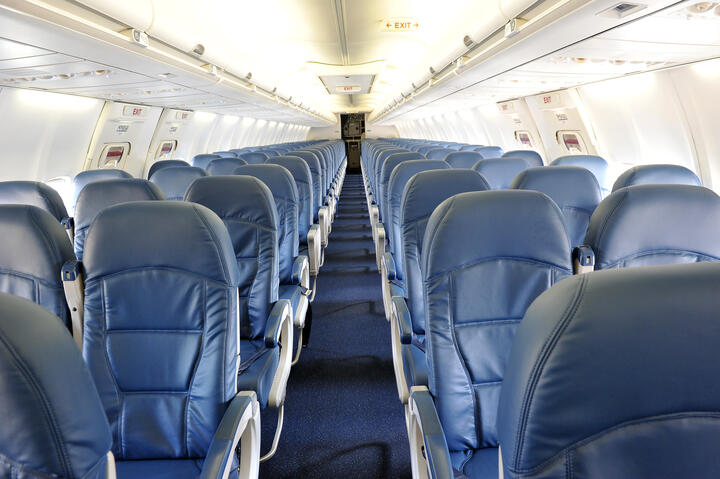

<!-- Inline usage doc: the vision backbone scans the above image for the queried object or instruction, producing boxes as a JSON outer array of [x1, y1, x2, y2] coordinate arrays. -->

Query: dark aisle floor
[[259, 174, 411, 478]]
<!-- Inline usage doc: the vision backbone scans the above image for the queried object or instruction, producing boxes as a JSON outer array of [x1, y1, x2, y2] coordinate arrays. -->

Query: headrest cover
[[425, 148, 454, 161], [511, 166, 601, 214], [0, 293, 111, 478], [476, 146, 504, 158], [84, 201, 240, 285], [238, 152, 269, 164], [473, 158, 530, 189], [206, 157, 248, 176], [503, 150, 543, 167], [498, 262, 720, 476], [191, 153, 221, 169], [551, 155, 608, 187], [612, 164, 701, 191], [73, 169, 133, 206], [444, 151, 483, 169], [149, 166, 207, 201], [147, 159, 189, 179], [0, 181, 68, 221], [585, 184, 720, 268]]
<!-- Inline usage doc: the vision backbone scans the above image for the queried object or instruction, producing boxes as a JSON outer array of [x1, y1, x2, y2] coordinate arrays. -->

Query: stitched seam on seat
[[191, 205, 230, 283], [513, 276, 588, 470], [454, 318, 521, 328], [100, 279, 124, 459], [603, 249, 720, 269], [0, 269, 61, 288], [86, 266, 230, 287], [184, 279, 207, 458], [426, 257, 571, 283], [472, 380, 503, 388], [28, 207, 64, 267], [593, 189, 629, 250]]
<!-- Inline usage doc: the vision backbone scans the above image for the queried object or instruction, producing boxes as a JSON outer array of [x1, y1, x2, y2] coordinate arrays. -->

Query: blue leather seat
[[472, 158, 530, 189], [73, 179, 165, 260], [475, 146, 504, 158], [289, 150, 324, 220], [262, 150, 280, 158], [425, 148, 454, 161], [147, 159, 189, 179], [185, 177, 292, 411], [213, 151, 238, 158], [498, 262, 720, 479], [265, 156, 313, 246], [511, 166, 602, 247], [72, 169, 133, 214], [373, 149, 407, 198], [239, 152, 270, 164], [460, 144, 485, 151], [0, 293, 113, 479], [551, 154, 608, 191], [503, 150, 543, 167], [444, 151, 483, 169], [0, 205, 74, 329], [206, 157, 248, 176], [612, 164, 701, 192], [0, 180, 69, 223], [378, 152, 424, 223], [82, 201, 261, 477], [417, 145, 435, 156], [408, 190, 572, 478], [586, 184, 720, 269], [149, 166, 207, 201], [391, 169, 490, 402], [191, 153, 222, 169]]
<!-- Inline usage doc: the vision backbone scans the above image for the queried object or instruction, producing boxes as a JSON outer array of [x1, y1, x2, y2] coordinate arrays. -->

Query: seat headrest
[[386, 152, 425, 164], [444, 151, 483, 168], [551, 154, 608, 187], [238, 152, 269, 164], [473, 158, 530, 189], [212, 151, 238, 158], [84, 200, 240, 285], [389, 160, 450, 193], [147, 159, 189, 179], [612, 164, 701, 191], [235, 164, 298, 199], [191, 153, 221, 169], [503, 150, 543, 167], [586, 184, 720, 268], [423, 190, 571, 278], [206, 157, 248, 176], [425, 148, 454, 161], [498, 262, 720, 477], [0, 181, 68, 221], [475, 146, 504, 158], [149, 166, 207, 201], [0, 293, 112, 478], [268, 155, 313, 176], [510, 166, 601, 213], [262, 150, 279, 158], [72, 169, 132, 207]]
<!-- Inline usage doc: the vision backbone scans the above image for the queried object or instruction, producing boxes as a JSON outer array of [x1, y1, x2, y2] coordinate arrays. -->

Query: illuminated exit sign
[[382, 18, 420, 32]]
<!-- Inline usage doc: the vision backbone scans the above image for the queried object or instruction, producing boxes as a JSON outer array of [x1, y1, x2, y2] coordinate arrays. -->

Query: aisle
[[259, 174, 411, 478]]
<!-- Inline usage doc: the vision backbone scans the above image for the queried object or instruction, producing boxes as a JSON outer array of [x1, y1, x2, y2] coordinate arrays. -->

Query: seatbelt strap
[[573, 245, 595, 274], [61, 260, 84, 348], [411, 335, 426, 353], [238, 346, 268, 373], [61, 217, 74, 242]]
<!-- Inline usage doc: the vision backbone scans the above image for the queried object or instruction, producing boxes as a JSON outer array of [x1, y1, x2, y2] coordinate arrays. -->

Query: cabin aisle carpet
[[259, 174, 411, 478]]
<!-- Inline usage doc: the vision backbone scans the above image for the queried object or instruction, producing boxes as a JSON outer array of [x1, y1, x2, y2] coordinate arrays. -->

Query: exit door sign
[[382, 18, 420, 32]]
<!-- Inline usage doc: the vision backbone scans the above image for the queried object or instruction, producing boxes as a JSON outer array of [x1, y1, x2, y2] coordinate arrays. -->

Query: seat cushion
[[459, 447, 499, 479], [116, 459, 203, 479], [238, 340, 280, 409], [401, 343, 428, 390]]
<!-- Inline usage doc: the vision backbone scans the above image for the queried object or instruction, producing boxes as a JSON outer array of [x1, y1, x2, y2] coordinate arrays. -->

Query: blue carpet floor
[[259, 174, 411, 478]]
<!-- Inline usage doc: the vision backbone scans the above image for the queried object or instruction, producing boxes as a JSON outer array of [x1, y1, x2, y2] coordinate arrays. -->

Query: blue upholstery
[[150, 166, 207, 201], [551, 154, 608, 186], [73, 179, 164, 260], [472, 158, 530, 189], [147, 159, 189, 179], [475, 146, 504, 158], [425, 148, 454, 161], [72, 169, 133, 212], [82, 201, 241, 462], [612, 164, 701, 191], [444, 151, 483, 169], [235, 164, 299, 283], [261, 150, 279, 158], [423, 190, 572, 472], [0, 293, 112, 479], [191, 153, 221, 169], [289, 150, 323, 218], [266, 156, 313, 243], [373, 149, 407, 197], [417, 145, 435, 156], [379, 152, 424, 222], [503, 150, 543, 167], [0, 180, 69, 222], [213, 151, 238, 158], [239, 152, 269, 164], [586, 184, 720, 269], [511, 166, 602, 247], [460, 144, 485, 151], [206, 157, 248, 176], [498, 262, 720, 479], [386, 160, 449, 267], [0, 205, 74, 329]]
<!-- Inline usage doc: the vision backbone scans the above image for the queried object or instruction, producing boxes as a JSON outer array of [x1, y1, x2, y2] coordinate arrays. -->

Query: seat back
[[0, 180, 69, 222], [425, 148, 454, 161], [586, 184, 720, 269], [72, 169, 133, 213], [235, 164, 299, 283], [374, 148, 407, 194], [149, 166, 207, 201], [0, 293, 112, 479], [239, 152, 270, 164], [401, 170, 490, 334], [475, 146, 504, 158], [82, 201, 240, 460], [74, 179, 165, 260], [444, 151, 483, 169], [551, 154, 608, 192], [472, 158, 530, 189], [191, 153, 222, 169], [612, 164, 701, 191], [498, 262, 720, 479], [289, 150, 323, 217], [503, 150, 543, 167], [147, 159, 189, 179], [511, 166, 602, 247], [213, 151, 238, 158], [378, 152, 424, 220], [266, 156, 313, 243], [206, 157, 248, 176], [185, 176, 278, 340], [423, 190, 571, 460], [0, 205, 74, 328]]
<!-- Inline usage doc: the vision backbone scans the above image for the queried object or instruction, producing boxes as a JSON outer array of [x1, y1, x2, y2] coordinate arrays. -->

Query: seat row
[[0, 139, 346, 478], [362, 138, 720, 477]]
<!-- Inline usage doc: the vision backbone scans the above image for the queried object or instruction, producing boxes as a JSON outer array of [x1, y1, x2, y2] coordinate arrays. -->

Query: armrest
[[265, 299, 292, 348], [291, 254, 310, 290], [306, 225, 322, 276], [408, 386, 454, 479], [318, 206, 329, 247], [381, 251, 397, 281], [200, 391, 260, 479], [391, 296, 413, 345]]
